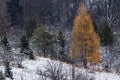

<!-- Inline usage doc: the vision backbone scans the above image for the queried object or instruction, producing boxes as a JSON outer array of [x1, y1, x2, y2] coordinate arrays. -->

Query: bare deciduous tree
[[14, 53, 24, 68], [37, 61, 94, 80], [36, 61, 68, 80], [87, 0, 120, 27]]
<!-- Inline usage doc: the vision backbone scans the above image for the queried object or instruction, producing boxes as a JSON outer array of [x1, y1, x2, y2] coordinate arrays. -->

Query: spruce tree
[[1, 34, 9, 47], [28, 49, 35, 60], [25, 18, 37, 38], [1, 34, 13, 79], [5, 62, 13, 79], [6, 0, 24, 26], [20, 35, 29, 53], [0, 71, 5, 80], [1, 33, 12, 63], [99, 20, 115, 70], [20, 34, 34, 59], [57, 31, 66, 60], [99, 20, 115, 46]]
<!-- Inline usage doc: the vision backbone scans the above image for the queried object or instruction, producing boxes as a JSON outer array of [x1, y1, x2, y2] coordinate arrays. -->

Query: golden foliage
[[70, 3, 100, 63]]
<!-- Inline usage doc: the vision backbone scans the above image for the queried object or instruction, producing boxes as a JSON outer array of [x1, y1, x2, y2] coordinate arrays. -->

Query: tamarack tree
[[70, 3, 100, 68]]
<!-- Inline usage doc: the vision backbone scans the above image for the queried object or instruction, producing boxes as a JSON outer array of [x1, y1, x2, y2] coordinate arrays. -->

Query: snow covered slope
[[0, 57, 120, 80]]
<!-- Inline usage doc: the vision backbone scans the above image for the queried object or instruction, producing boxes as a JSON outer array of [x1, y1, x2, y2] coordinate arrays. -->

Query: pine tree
[[57, 31, 66, 61], [99, 20, 115, 46], [20, 34, 34, 59], [6, 0, 24, 26], [5, 62, 13, 79], [32, 26, 55, 56], [70, 3, 100, 68]]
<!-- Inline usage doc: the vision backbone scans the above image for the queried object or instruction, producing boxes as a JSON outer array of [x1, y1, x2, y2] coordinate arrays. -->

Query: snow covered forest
[[0, 0, 120, 80]]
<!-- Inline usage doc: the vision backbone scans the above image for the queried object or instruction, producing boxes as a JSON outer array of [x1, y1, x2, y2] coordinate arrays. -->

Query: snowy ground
[[0, 57, 120, 80]]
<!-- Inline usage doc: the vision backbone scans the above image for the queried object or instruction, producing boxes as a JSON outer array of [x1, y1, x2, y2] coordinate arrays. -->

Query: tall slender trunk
[[43, 44, 46, 57], [43, 48, 45, 57], [83, 45, 87, 68], [72, 63, 75, 80]]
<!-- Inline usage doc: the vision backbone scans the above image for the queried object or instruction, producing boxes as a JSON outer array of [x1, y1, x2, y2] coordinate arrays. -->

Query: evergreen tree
[[57, 31, 66, 60], [1, 34, 9, 47], [6, 0, 24, 26], [0, 71, 5, 80], [20, 34, 34, 59], [99, 20, 115, 70], [99, 20, 115, 46], [25, 18, 37, 38], [5, 62, 13, 79], [32, 26, 55, 56], [20, 34, 29, 53], [1, 34, 13, 79], [1, 33, 12, 63], [28, 49, 35, 60]]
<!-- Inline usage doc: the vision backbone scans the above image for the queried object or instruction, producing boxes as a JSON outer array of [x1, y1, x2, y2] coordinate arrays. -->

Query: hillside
[[0, 0, 120, 80], [0, 57, 120, 80]]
